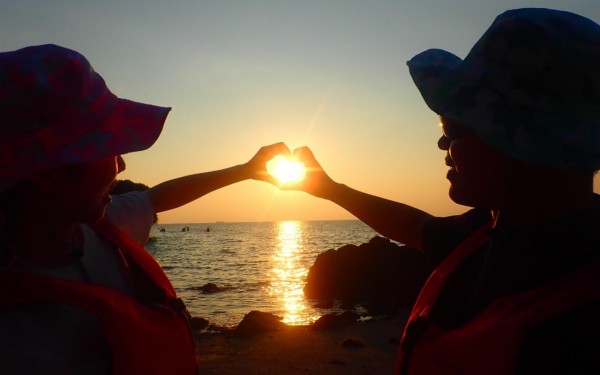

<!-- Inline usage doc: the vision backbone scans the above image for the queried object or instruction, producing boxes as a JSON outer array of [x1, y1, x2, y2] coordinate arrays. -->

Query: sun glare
[[267, 155, 306, 184]]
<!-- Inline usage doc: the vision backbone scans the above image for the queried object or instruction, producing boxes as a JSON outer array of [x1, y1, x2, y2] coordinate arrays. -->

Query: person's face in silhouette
[[34, 155, 127, 223], [438, 118, 514, 209], [67, 155, 127, 222]]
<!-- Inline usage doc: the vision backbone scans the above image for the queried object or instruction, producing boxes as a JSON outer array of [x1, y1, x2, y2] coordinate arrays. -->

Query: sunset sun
[[267, 155, 306, 184]]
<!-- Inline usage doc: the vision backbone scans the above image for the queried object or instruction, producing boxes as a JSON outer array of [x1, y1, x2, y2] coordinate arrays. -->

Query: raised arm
[[291, 146, 433, 251], [146, 142, 290, 214]]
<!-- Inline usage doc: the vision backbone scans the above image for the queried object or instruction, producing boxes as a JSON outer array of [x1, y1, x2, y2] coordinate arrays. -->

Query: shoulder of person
[[107, 190, 152, 218], [422, 208, 491, 264], [105, 191, 154, 246]]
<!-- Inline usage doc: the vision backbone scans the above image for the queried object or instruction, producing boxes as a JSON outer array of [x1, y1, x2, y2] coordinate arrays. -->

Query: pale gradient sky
[[3, 1, 599, 223]]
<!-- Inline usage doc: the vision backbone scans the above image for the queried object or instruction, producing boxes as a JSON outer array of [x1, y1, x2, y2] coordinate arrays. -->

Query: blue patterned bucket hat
[[0, 44, 170, 192], [408, 8, 600, 170]]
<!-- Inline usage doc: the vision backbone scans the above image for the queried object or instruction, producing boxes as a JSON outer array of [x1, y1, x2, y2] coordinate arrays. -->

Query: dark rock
[[311, 311, 359, 331], [304, 236, 432, 313], [189, 317, 209, 331], [233, 311, 286, 338], [196, 282, 230, 294]]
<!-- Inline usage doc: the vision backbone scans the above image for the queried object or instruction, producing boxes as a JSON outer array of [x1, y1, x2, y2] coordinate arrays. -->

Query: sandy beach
[[194, 312, 408, 375]]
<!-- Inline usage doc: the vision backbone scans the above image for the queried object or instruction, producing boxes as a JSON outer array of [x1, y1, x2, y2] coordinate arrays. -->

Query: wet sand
[[194, 313, 408, 375]]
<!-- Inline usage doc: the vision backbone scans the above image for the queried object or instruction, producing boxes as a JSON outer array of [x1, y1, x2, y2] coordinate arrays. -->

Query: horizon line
[[154, 218, 362, 225]]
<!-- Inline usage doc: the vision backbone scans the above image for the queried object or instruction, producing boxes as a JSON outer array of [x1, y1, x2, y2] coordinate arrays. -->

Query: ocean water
[[145, 220, 379, 327]]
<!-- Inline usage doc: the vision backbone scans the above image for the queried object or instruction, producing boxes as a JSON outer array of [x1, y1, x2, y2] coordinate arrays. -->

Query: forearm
[[321, 183, 432, 250], [146, 164, 252, 213]]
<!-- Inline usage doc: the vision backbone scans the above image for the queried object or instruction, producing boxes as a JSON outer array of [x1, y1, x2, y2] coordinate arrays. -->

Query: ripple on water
[[148, 220, 378, 327]]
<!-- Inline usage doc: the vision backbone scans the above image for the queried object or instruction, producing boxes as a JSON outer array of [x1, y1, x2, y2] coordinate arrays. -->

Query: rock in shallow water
[[196, 282, 231, 294], [311, 311, 359, 331], [233, 311, 287, 338], [304, 236, 432, 313], [190, 316, 209, 331]]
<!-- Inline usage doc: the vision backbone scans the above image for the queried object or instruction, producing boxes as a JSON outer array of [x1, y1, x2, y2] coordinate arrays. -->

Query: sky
[[2, 0, 600, 223]]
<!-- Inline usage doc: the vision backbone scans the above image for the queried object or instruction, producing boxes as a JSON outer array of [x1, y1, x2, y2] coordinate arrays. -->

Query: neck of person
[[491, 169, 595, 228]]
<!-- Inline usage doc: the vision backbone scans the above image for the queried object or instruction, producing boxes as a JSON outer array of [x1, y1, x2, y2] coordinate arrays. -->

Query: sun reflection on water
[[269, 221, 318, 325]]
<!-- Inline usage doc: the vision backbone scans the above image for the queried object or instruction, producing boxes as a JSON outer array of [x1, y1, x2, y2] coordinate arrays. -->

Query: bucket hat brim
[[0, 44, 171, 191], [407, 8, 600, 170]]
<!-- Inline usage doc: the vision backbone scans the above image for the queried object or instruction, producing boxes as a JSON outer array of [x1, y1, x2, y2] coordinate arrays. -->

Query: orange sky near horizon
[[3, 1, 600, 224]]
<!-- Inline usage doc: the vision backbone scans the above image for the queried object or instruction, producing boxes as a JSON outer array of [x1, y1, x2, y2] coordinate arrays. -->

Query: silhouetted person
[[0, 44, 287, 374], [287, 8, 600, 374]]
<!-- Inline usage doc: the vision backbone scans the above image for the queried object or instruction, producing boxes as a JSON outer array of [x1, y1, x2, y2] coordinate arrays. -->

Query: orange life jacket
[[395, 223, 600, 375], [0, 218, 198, 375]]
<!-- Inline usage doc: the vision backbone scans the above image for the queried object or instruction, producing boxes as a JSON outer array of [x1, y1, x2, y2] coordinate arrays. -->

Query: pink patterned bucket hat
[[408, 8, 600, 170], [0, 44, 170, 192]]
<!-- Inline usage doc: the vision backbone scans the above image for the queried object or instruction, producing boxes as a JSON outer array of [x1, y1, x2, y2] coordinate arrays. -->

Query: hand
[[284, 146, 337, 198], [244, 142, 291, 185]]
